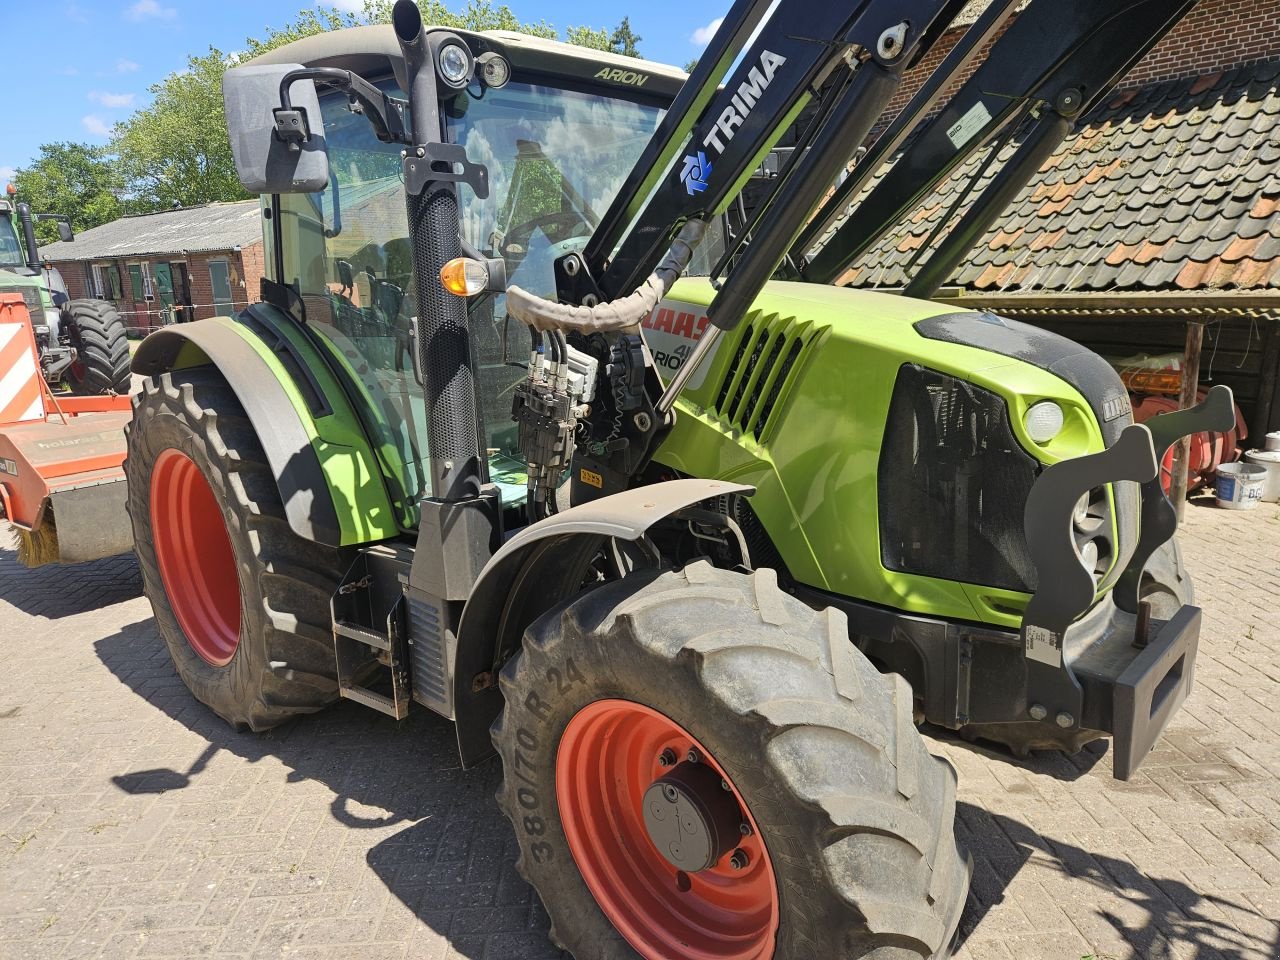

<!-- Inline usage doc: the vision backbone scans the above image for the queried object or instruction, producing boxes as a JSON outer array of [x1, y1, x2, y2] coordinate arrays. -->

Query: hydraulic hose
[[506, 219, 707, 334]]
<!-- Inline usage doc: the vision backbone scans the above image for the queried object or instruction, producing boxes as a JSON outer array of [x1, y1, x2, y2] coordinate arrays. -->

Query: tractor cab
[[247, 30, 700, 525]]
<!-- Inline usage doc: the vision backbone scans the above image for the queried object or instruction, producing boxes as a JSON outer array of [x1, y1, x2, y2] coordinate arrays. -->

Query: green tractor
[[124, 1, 1223, 957], [0, 192, 131, 395]]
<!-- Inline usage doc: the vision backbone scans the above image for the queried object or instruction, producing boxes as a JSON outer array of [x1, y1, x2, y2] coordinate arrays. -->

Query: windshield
[[276, 76, 664, 522], [0, 214, 25, 269]]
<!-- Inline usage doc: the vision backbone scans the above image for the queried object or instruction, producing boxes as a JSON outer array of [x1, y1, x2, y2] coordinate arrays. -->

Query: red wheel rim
[[149, 449, 242, 666], [556, 699, 778, 960]]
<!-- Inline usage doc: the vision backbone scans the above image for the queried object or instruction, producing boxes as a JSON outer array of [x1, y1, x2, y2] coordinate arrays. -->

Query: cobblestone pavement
[[1, 495, 1277, 960]]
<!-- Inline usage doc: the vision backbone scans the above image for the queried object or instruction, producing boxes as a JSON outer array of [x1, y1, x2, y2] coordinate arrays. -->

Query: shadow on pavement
[[93, 617, 1269, 960], [956, 804, 1278, 960], [0, 547, 142, 619], [924, 721, 1108, 782], [92, 617, 565, 959]]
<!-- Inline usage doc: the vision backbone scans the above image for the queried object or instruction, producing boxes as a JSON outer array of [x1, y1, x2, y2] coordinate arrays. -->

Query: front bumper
[[805, 586, 1200, 780], [1072, 599, 1199, 780]]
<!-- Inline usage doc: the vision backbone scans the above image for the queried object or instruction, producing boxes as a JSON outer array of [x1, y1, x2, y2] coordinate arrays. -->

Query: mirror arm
[[276, 67, 410, 147]]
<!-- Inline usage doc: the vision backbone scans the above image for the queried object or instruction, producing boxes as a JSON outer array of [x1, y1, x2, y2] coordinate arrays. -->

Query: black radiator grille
[[878, 364, 1039, 593], [711, 314, 814, 442]]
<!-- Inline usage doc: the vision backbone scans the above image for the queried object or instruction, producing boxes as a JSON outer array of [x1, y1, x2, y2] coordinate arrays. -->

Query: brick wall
[[47, 241, 265, 334], [879, 0, 1280, 132]]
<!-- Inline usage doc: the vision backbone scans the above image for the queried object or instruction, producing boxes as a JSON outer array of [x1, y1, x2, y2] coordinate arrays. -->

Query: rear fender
[[132, 305, 399, 548], [452, 478, 753, 766]]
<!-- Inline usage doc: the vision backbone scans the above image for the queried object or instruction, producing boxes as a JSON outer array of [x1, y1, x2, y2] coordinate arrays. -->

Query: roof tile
[[831, 55, 1280, 294]]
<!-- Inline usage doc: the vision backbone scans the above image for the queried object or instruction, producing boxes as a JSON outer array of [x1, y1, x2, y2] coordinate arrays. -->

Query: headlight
[[1024, 400, 1064, 444], [477, 52, 511, 88], [437, 42, 472, 87]]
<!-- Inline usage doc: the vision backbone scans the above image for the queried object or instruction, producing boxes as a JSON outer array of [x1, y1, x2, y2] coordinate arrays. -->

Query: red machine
[[0, 293, 131, 566], [1117, 354, 1246, 493]]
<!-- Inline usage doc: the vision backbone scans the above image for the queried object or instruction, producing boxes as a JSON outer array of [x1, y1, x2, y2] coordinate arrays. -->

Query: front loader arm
[[797, 0, 1200, 291]]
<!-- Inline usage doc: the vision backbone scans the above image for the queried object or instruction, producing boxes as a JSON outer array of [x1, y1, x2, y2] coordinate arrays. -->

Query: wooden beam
[[1255, 319, 1280, 441], [930, 290, 1280, 315], [1169, 321, 1205, 521]]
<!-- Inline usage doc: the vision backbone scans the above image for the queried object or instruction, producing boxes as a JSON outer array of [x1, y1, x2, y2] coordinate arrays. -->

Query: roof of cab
[[245, 23, 686, 97]]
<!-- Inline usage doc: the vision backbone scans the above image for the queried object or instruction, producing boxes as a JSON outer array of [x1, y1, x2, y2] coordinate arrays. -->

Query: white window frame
[[130, 261, 155, 301], [91, 263, 107, 299]]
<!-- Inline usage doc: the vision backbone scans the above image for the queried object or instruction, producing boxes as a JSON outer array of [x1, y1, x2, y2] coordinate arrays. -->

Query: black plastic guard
[[1111, 604, 1200, 780], [1114, 384, 1235, 614], [1021, 424, 1157, 730]]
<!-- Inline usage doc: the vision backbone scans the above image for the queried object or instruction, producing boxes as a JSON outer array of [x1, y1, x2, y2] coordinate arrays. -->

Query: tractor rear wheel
[[63, 299, 131, 395], [493, 562, 970, 960], [125, 369, 347, 730]]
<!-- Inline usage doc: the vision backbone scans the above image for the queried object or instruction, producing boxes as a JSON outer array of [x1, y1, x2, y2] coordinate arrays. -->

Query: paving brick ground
[[0, 494, 1277, 960]]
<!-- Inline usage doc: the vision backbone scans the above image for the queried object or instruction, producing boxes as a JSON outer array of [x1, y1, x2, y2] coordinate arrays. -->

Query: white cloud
[[0, 166, 18, 183], [126, 0, 176, 21], [116, 59, 140, 73], [82, 115, 113, 137], [89, 91, 136, 109], [691, 17, 724, 46]]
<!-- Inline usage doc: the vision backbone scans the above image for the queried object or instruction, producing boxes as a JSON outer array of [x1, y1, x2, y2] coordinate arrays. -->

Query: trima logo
[[676, 48, 788, 196], [680, 151, 713, 196]]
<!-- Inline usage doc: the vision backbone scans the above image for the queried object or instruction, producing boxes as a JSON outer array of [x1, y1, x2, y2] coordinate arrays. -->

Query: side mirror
[[57, 221, 74, 243], [223, 63, 329, 194]]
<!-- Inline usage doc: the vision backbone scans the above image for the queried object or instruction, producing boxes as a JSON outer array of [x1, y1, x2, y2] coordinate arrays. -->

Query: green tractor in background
[[121, 1, 1228, 957], [0, 190, 130, 395]]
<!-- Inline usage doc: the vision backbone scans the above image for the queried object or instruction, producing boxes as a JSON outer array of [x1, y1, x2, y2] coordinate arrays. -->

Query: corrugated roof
[[836, 57, 1280, 295], [39, 200, 263, 263]]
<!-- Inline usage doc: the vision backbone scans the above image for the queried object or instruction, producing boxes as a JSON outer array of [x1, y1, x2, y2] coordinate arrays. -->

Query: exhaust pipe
[[393, 0, 434, 145], [16, 203, 40, 272], [391, 0, 484, 501]]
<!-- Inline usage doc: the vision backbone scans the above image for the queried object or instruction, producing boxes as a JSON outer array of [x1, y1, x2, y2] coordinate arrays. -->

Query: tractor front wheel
[[126, 370, 347, 730], [62, 299, 131, 395], [493, 562, 971, 960]]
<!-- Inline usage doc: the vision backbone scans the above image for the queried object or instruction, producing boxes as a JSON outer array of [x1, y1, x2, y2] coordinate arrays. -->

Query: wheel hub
[[642, 759, 745, 872], [556, 698, 778, 960]]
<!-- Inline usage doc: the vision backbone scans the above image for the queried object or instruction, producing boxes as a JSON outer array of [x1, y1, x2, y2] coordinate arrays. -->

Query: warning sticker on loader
[[946, 100, 993, 150], [1024, 625, 1062, 667]]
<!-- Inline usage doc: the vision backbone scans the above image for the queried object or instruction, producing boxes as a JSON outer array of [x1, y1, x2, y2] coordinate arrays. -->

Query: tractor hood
[[647, 279, 1131, 628]]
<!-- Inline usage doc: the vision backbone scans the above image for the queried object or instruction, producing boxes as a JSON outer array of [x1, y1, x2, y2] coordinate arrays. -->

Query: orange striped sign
[[0, 294, 45, 426]]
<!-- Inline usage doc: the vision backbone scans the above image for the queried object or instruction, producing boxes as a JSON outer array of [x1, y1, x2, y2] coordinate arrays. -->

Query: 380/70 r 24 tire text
[[493, 561, 971, 960]]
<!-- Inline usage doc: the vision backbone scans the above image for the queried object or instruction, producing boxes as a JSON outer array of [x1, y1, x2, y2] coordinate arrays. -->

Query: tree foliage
[[12, 143, 125, 244], [20, 2, 648, 218], [609, 17, 642, 58]]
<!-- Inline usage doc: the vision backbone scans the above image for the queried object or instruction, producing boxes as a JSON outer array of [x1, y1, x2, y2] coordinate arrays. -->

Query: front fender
[[452, 478, 753, 766], [132, 306, 399, 547]]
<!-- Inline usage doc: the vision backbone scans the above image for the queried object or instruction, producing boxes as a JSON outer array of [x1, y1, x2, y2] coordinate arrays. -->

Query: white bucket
[[1216, 461, 1267, 510], [1245, 450, 1280, 502], [1266, 431, 1280, 452]]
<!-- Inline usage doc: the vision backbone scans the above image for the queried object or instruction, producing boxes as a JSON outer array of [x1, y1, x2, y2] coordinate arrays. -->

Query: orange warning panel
[[0, 293, 45, 425], [0, 292, 133, 563]]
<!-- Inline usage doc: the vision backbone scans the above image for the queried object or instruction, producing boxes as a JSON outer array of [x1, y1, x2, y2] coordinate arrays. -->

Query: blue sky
[[2, 0, 729, 182]]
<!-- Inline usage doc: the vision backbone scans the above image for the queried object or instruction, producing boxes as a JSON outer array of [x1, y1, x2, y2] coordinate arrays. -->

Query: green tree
[[360, 0, 558, 38], [111, 48, 252, 209], [12, 143, 125, 244], [53, 2, 635, 213], [563, 25, 612, 51], [609, 16, 642, 57]]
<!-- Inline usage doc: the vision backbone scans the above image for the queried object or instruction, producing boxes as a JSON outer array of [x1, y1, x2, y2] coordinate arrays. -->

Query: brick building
[[39, 201, 266, 335], [830, 0, 1280, 442]]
